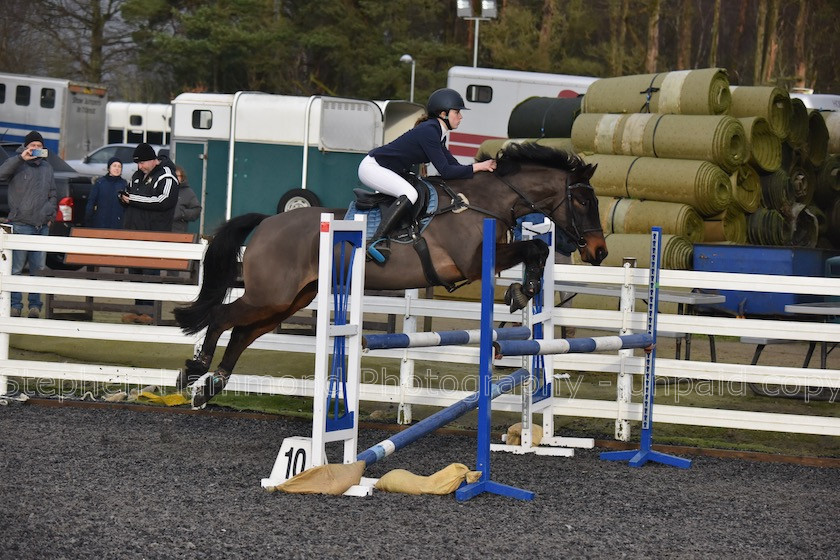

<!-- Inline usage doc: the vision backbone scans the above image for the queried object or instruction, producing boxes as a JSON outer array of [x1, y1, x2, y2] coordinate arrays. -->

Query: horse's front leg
[[496, 239, 550, 312]]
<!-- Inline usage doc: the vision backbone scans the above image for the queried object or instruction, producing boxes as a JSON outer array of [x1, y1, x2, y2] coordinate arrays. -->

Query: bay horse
[[175, 143, 606, 407]]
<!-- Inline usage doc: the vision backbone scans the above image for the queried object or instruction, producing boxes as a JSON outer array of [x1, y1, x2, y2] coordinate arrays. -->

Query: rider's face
[[445, 109, 463, 129]]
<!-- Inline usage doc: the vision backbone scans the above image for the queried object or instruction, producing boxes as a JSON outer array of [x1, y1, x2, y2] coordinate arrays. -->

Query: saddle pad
[[347, 180, 438, 242]]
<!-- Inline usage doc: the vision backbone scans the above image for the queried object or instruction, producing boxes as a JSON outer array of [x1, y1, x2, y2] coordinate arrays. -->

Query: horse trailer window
[[130, 115, 143, 126], [15, 85, 30, 106], [192, 110, 213, 130], [147, 131, 164, 145], [40, 88, 56, 108], [466, 85, 492, 104], [0, 84, 5, 103]]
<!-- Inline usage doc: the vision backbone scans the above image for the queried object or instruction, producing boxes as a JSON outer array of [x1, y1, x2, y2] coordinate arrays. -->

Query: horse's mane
[[491, 142, 589, 178]]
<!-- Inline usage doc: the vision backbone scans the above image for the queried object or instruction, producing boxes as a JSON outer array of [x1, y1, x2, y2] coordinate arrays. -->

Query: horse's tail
[[174, 213, 270, 335]]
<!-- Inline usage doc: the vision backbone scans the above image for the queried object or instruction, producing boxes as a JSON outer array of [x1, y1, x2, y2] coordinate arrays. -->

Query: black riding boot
[[367, 195, 412, 262]]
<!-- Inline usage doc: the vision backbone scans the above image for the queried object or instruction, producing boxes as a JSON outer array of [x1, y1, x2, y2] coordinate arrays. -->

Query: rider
[[358, 87, 497, 258]]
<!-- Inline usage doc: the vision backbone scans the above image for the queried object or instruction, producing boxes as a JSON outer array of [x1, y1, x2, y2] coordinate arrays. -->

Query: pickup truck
[[0, 143, 95, 269]]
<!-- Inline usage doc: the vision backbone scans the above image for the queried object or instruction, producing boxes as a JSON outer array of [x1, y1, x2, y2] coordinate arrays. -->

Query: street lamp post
[[400, 54, 415, 103], [457, 1, 497, 68]]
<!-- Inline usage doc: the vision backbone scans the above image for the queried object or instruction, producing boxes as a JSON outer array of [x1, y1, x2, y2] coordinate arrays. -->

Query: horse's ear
[[581, 163, 598, 182]]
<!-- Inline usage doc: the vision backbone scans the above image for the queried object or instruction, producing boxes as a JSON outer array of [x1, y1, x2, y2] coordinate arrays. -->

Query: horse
[[174, 143, 607, 407]]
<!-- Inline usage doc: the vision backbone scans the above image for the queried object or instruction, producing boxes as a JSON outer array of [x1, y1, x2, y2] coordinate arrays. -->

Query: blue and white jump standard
[[599, 227, 692, 469]]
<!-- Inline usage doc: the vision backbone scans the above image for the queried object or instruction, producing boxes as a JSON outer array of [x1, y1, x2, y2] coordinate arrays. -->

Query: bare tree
[[754, 0, 768, 84], [608, 0, 630, 75], [28, 0, 134, 84], [645, 0, 660, 73], [708, 0, 721, 67], [793, 0, 809, 88], [676, 0, 693, 69], [761, 0, 780, 84]]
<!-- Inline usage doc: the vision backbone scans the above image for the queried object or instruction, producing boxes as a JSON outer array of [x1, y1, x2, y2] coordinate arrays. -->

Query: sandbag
[[598, 196, 704, 243], [571, 113, 747, 173], [374, 463, 481, 495], [582, 154, 732, 217], [475, 137, 576, 161], [505, 422, 544, 446], [508, 96, 583, 139], [581, 68, 731, 115], [737, 116, 781, 172], [729, 86, 791, 138], [271, 460, 366, 495]]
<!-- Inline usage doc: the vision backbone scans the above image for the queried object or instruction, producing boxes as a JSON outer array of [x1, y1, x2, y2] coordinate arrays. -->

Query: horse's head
[[495, 143, 608, 265]]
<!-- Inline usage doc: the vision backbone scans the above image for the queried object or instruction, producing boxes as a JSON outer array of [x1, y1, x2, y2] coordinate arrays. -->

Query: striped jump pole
[[357, 368, 530, 466], [600, 227, 692, 469], [362, 326, 531, 350], [456, 218, 535, 502], [494, 333, 654, 357]]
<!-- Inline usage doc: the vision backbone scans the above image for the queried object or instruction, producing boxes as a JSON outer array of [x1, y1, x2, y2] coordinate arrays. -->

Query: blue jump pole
[[356, 368, 530, 467], [495, 333, 653, 357], [600, 227, 692, 469], [362, 326, 531, 350], [456, 218, 535, 502]]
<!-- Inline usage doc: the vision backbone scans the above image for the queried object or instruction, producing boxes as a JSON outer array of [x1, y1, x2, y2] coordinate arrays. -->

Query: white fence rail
[[1, 230, 839, 439]]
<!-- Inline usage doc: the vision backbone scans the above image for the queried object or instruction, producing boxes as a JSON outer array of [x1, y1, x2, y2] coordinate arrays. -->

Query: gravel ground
[[1, 402, 838, 560]]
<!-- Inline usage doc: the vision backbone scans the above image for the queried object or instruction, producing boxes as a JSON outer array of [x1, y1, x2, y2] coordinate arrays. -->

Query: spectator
[[172, 166, 201, 233], [118, 143, 179, 324], [85, 157, 126, 229], [0, 131, 57, 318]]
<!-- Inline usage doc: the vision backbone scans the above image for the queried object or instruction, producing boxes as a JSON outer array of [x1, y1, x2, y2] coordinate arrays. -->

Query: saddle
[[351, 173, 437, 243]]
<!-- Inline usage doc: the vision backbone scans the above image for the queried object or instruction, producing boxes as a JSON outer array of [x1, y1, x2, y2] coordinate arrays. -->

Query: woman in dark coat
[[85, 156, 126, 229], [172, 166, 201, 233]]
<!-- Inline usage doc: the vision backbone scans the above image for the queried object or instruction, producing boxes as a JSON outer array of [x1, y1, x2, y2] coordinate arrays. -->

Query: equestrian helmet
[[427, 88, 468, 116]]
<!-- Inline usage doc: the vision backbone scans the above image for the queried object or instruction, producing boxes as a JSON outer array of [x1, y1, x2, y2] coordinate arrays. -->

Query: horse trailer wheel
[[277, 189, 321, 213]]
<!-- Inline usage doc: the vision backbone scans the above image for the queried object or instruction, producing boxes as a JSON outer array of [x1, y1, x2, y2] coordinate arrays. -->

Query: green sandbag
[[507, 96, 583, 138], [737, 116, 781, 172], [824, 111, 840, 155], [574, 233, 693, 270], [571, 113, 747, 172], [704, 205, 747, 244], [805, 110, 829, 166], [728, 86, 791, 138], [730, 164, 761, 213], [475, 138, 576, 161], [581, 68, 731, 115], [787, 98, 809, 148], [583, 154, 731, 217], [597, 196, 704, 243]]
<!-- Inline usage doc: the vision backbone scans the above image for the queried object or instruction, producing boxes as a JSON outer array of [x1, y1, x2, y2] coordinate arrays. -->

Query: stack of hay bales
[[480, 68, 839, 269]]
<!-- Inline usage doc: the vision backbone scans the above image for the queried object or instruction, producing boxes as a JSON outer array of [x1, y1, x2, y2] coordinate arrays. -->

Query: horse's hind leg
[[178, 313, 228, 390]]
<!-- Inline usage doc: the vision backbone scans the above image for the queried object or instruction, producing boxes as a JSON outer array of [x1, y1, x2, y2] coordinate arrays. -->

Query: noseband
[[495, 175, 600, 248]]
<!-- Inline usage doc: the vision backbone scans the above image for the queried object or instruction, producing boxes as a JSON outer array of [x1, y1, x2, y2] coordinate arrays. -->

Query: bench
[[740, 336, 803, 366], [44, 228, 198, 325]]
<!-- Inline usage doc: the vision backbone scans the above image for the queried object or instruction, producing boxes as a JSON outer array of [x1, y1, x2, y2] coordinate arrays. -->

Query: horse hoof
[[504, 283, 530, 313], [190, 371, 227, 409]]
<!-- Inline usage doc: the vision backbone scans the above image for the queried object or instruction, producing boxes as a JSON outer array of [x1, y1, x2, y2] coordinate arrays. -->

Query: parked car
[[65, 142, 170, 182], [0, 142, 95, 269]]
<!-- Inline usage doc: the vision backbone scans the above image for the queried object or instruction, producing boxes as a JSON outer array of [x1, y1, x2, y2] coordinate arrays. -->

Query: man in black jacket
[[119, 143, 179, 324]]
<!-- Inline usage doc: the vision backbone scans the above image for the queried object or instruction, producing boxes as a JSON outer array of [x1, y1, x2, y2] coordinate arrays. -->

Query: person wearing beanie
[[85, 156, 127, 229], [0, 131, 57, 318], [118, 143, 179, 324]]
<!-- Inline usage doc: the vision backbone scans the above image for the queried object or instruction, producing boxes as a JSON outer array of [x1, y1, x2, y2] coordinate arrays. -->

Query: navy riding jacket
[[369, 118, 473, 180]]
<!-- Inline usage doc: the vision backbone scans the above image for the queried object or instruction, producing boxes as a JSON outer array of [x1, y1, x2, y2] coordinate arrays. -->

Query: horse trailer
[[170, 92, 423, 235], [446, 66, 598, 164], [105, 102, 172, 146], [0, 72, 107, 160]]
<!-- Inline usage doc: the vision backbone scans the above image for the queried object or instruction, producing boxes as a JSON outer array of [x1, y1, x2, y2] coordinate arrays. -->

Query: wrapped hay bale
[[583, 154, 731, 217], [789, 203, 819, 248], [789, 162, 816, 205], [747, 208, 791, 245], [729, 86, 791, 138], [804, 110, 829, 166], [507, 96, 583, 139], [571, 113, 747, 172], [577, 233, 694, 270], [704, 205, 747, 244], [730, 164, 761, 213], [760, 169, 794, 214], [597, 196, 704, 242], [787, 97, 809, 148], [581, 68, 731, 115], [811, 155, 840, 207], [737, 116, 781, 172]]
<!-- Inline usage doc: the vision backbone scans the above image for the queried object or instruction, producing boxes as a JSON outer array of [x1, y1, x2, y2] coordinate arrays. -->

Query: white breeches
[[357, 155, 418, 204]]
